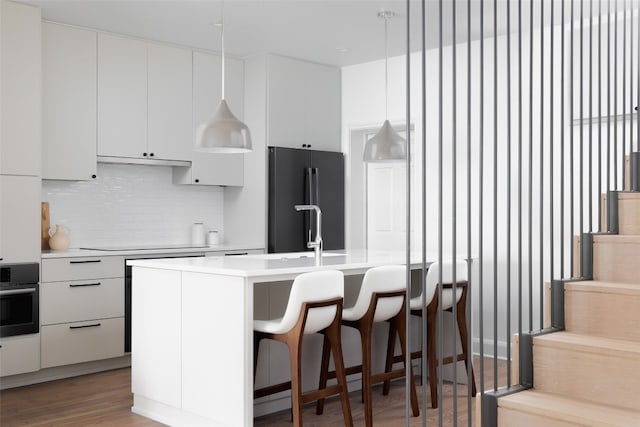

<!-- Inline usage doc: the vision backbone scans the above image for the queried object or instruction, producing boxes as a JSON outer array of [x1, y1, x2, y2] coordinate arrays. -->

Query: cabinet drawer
[[41, 317, 124, 368], [0, 334, 40, 377], [42, 256, 124, 282], [41, 278, 124, 325]]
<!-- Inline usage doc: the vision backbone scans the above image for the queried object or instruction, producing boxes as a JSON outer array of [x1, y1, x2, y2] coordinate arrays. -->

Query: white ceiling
[[18, 0, 550, 67]]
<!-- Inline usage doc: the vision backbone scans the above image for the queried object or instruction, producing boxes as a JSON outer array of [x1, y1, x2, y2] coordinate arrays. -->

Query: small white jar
[[207, 230, 220, 246], [191, 222, 205, 246]]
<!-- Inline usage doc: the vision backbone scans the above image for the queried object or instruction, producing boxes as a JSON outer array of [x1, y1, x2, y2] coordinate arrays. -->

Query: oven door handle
[[0, 288, 37, 296]]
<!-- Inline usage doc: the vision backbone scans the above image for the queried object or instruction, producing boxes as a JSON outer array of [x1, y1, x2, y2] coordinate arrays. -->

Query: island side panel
[[181, 272, 252, 426], [131, 267, 182, 408]]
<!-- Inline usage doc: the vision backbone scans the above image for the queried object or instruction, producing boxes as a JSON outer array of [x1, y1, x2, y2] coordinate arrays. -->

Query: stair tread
[[618, 191, 640, 199], [593, 234, 640, 243], [566, 280, 640, 295], [499, 390, 640, 426], [534, 332, 640, 355]]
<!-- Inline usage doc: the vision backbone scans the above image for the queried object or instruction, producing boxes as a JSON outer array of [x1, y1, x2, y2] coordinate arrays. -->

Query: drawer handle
[[0, 288, 37, 296], [69, 282, 101, 288], [69, 260, 102, 264], [224, 252, 248, 256], [69, 323, 101, 330]]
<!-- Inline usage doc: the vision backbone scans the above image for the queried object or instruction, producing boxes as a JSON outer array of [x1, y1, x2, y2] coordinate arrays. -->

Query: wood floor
[[0, 357, 506, 426]]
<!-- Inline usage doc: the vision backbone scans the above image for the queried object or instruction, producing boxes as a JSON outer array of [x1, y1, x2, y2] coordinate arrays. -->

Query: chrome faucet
[[294, 204, 323, 260]]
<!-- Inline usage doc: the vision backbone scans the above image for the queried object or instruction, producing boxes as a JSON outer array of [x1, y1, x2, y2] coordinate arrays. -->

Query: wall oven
[[0, 263, 39, 338]]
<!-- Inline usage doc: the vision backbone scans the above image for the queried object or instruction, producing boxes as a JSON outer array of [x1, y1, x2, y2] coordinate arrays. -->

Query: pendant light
[[195, 1, 252, 153], [363, 11, 406, 162]]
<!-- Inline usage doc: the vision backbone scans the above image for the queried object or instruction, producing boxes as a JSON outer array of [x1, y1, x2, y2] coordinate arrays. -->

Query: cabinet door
[[147, 43, 192, 161], [180, 51, 243, 186], [304, 64, 341, 151], [97, 33, 147, 158], [267, 55, 306, 149], [42, 23, 97, 180], [0, 1, 41, 176], [0, 176, 40, 263]]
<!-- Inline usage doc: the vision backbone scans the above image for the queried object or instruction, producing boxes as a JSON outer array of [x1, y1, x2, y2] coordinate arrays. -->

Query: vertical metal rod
[[580, 0, 585, 238], [518, 0, 523, 375], [420, 0, 428, 424], [628, 0, 633, 171], [561, 0, 566, 277], [570, 0, 575, 277], [615, 0, 619, 190], [624, 3, 629, 190], [550, 0, 556, 301], [437, 0, 444, 422], [479, 0, 486, 407], [539, 0, 545, 330], [404, 0, 411, 424], [590, 0, 594, 232], [493, 0, 499, 391], [599, 0, 603, 233], [466, 0, 474, 422], [506, 0, 513, 389], [608, 0, 612, 195], [623, 1, 628, 191], [528, 0, 534, 329], [451, 0, 459, 420]]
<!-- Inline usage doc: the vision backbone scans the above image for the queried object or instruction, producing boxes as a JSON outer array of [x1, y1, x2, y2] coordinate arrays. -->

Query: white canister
[[191, 222, 205, 246], [207, 230, 220, 246]]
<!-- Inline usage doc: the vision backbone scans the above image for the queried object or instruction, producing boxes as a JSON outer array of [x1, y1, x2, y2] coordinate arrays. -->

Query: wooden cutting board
[[41, 202, 50, 250]]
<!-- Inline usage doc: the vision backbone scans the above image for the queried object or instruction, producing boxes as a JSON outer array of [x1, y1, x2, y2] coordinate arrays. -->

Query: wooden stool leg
[[456, 293, 477, 396], [359, 321, 374, 427], [427, 299, 438, 409], [382, 320, 397, 395], [396, 308, 420, 417], [315, 334, 332, 415], [326, 319, 354, 427], [253, 333, 261, 384], [287, 337, 304, 427]]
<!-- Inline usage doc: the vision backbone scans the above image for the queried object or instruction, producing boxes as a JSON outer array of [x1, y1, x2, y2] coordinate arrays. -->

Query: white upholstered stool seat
[[253, 270, 352, 427], [385, 260, 476, 409], [317, 265, 419, 427]]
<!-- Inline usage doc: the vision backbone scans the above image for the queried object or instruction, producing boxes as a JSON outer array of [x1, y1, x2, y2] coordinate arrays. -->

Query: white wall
[[42, 163, 224, 248]]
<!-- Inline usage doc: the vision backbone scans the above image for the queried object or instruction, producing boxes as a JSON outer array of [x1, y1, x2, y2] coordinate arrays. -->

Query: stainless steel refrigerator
[[268, 146, 345, 253]]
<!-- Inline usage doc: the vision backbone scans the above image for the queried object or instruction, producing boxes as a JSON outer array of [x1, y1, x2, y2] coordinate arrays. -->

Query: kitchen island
[[128, 250, 424, 427]]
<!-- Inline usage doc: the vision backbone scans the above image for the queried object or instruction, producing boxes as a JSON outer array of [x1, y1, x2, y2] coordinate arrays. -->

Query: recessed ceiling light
[[336, 47, 350, 53]]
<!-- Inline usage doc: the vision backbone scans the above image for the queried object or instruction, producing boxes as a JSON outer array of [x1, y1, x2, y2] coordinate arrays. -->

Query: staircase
[[495, 191, 640, 426]]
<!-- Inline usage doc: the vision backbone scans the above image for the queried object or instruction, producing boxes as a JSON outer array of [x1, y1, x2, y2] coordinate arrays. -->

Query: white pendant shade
[[363, 120, 406, 162], [195, 99, 252, 153]]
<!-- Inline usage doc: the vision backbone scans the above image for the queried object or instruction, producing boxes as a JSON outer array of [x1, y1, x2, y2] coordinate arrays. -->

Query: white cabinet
[[0, 0, 41, 176], [172, 51, 244, 186], [0, 176, 40, 263], [42, 23, 97, 181], [40, 255, 125, 368], [147, 43, 192, 161], [267, 55, 341, 151], [97, 34, 193, 162], [0, 334, 40, 377], [97, 33, 147, 159]]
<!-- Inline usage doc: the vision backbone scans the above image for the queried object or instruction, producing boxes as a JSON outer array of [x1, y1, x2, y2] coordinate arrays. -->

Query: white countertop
[[127, 250, 425, 278], [41, 244, 263, 259]]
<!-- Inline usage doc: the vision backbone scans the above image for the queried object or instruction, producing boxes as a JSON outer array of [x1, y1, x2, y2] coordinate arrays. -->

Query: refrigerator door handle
[[305, 167, 313, 242], [312, 168, 319, 206]]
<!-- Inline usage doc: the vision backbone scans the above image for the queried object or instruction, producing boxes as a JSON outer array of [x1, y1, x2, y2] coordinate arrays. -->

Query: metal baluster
[[506, 0, 513, 388], [452, 0, 459, 419], [540, 0, 545, 330], [466, 0, 474, 422], [437, 0, 444, 422], [493, 0, 499, 390], [479, 0, 486, 409], [528, 0, 534, 329]]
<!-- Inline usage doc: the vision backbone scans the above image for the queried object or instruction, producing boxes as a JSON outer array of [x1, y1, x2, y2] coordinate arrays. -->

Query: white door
[[366, 128, 413, 251]]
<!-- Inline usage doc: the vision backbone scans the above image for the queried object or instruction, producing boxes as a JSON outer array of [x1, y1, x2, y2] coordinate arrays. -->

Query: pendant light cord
[[221, 0, 225, 100], [384, 14, 389, 120]]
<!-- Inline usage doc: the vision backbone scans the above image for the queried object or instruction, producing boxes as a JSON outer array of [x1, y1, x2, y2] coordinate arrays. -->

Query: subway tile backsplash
[[42, 163, 223, 248]]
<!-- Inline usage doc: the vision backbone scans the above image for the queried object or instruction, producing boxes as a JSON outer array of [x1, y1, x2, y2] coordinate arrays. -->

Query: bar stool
[[316, 265, 419, 427], [384, 260, 477, 408], [253, 270, 353, 427]]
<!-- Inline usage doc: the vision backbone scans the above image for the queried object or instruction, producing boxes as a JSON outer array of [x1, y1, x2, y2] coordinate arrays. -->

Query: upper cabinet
[[97, 34, 192, 162], [0, 1, 41, 176], [97, 33, 147, 159], [43, 23, 97, 181], [172, 51, 244, 186], [267, 55, 341, 152]]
